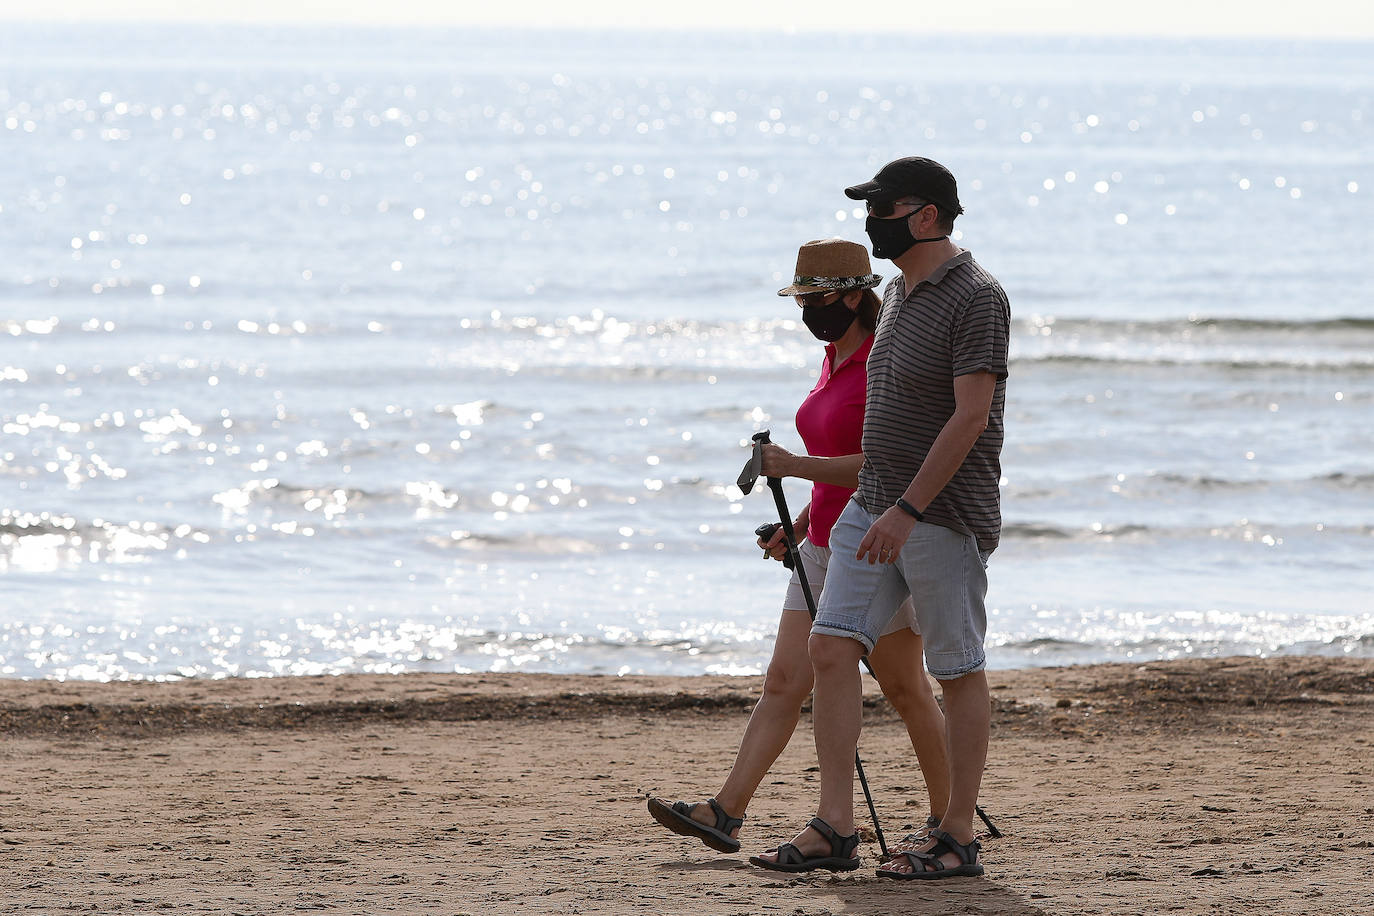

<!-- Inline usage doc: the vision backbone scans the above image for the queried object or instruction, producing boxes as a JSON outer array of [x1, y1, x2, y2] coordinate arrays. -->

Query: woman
[[647, 239, 950, 858]]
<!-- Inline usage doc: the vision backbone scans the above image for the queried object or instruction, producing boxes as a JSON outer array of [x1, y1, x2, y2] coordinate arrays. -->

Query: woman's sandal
[[879, 815, 942, 863], [646, 796, 744, 853], [748, 817, 861, 873], [875, 828, 984, 880]]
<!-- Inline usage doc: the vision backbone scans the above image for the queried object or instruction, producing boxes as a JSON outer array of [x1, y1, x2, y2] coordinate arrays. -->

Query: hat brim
[[844, 180, 897, 201], [777, 275, 883, 297]]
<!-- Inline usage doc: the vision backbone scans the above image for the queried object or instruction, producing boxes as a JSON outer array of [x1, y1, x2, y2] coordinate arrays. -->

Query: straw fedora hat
[[776, 238, 883, 297]]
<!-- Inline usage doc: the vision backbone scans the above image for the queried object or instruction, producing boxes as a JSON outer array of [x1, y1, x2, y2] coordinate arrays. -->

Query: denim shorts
[[812, 500, 990, 680], [782, 537, 920, 637]]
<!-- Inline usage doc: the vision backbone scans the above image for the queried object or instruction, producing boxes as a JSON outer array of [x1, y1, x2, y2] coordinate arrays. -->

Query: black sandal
[[646, 796, 744, 853], [880, 815, 942, 862], [876, 828, 983, 880], [748, 817, 861, 873]]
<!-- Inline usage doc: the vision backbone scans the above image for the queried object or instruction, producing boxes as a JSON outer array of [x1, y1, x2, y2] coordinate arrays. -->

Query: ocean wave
[[1001, 523, 1074, 539], [425, 533, 601, 555], [1021, 316, 1374, 334], [445, 315, 1374, 357], [1002, 523, 1153, 540], [999, 520, 1373, 541], [1319, 472, 1374, 488], [6, 618, 1371, 680], [1000, 474, 1374, 507], [1102, 471, 1374, 492], [1012, 353, 1374, 371], [455, 313, 1374, 373], [0, 511, 210, 571], [208, 474, 636, 517], [421, 625, 1374, 676], [8, 310, 1372, 376], [205, 476, 586, 517], [9, 312, 1362, 346], [993, 632, 1374, 661], [423, 312, 1374, 340]]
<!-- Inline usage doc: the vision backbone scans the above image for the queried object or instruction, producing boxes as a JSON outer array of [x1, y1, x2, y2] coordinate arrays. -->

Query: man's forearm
[[900, 409, 989, 511]]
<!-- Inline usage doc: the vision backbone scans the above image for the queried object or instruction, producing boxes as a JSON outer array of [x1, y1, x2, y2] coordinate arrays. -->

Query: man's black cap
[[845, 157, 964, 215]]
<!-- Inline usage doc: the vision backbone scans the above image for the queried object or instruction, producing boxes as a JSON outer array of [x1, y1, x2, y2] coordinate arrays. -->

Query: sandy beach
[[1, 656, 1371, 914]]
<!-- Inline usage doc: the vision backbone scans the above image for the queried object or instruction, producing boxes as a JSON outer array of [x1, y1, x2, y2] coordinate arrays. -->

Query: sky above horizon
[[1, 0, 1373, 38]]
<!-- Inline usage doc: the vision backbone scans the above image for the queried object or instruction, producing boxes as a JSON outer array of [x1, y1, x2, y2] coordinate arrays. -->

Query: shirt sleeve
[[952, 283, 1011, 381]]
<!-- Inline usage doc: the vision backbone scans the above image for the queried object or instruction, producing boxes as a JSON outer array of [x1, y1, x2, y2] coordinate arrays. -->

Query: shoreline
[[1, 656, 1371, 914], [1, 655, 1369, 737]]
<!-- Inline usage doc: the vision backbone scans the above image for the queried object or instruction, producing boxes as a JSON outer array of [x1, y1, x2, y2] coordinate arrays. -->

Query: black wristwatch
[[895, 498, 924, 522]]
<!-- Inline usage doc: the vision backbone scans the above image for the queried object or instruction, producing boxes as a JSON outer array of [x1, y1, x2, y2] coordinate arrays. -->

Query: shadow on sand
[[656, 859, 1051, 915], [833, 876, 1052, 916], [655, 857, 753, 873]]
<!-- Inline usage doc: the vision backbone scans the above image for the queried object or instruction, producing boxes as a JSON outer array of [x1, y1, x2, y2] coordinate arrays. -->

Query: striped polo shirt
[[857, 249, 1011, 553]]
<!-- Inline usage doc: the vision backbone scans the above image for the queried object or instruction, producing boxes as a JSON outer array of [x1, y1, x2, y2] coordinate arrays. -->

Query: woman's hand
[[756, 525, 789, 562], [760, 443, 798, 478]]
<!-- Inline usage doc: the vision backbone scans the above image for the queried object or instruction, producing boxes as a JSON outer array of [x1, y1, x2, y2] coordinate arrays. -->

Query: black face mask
[[801, 296, 858, 342], [864, 215, 948, 261]]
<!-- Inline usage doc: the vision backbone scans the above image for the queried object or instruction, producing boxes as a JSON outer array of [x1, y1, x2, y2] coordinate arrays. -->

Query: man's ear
[[911, 203, 935, 235]]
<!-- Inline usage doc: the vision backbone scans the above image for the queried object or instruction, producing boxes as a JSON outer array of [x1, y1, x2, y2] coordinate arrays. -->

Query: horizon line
[[3, 18, 1374, 42]]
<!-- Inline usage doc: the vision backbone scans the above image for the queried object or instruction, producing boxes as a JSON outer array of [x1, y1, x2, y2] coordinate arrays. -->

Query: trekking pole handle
[[754, 522, 794, 569]]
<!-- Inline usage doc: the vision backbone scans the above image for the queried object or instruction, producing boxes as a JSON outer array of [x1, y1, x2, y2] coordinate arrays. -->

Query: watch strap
[[895, 498, 924, 522]]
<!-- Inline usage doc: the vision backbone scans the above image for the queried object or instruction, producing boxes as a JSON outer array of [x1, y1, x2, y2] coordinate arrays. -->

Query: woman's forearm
[[787, 453, 864, 488]]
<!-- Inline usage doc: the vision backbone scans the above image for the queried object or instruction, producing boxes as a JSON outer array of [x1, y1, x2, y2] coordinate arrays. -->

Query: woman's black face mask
[[799, 293, 857, 341]]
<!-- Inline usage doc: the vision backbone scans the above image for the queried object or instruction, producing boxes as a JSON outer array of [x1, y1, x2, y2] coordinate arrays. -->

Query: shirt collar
[[825, 332, 874, 373], [901, 248, 972, 297]]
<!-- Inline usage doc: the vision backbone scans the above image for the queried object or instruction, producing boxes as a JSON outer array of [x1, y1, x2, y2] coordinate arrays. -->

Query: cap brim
[[844, 180, 893, 201]]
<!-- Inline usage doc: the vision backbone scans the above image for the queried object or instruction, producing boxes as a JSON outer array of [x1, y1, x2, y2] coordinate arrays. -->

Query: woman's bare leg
[[684, 608, 814, 837], [867, 626, 950, 821]]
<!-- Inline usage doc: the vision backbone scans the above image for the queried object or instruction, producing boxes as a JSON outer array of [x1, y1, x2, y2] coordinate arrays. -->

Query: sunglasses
[[795, 291, 843, 308], [867, 198, 932, 218]]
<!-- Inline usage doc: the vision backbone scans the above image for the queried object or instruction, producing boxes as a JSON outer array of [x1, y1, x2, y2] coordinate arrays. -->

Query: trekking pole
[[740, 429, 889, 860]]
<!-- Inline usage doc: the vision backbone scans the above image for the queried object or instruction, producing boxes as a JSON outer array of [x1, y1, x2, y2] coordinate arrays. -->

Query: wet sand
[[1, 655, 1371, 914]]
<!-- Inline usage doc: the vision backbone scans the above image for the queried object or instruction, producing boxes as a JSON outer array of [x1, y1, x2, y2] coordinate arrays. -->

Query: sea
[[1, 24, 1371, 680]]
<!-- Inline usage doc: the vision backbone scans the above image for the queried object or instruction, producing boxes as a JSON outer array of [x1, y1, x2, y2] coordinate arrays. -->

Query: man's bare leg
[[881, 669, 989, 874]]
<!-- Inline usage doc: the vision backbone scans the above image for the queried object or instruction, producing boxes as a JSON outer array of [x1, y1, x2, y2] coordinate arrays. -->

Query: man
[[751, 157, 1010, 879]]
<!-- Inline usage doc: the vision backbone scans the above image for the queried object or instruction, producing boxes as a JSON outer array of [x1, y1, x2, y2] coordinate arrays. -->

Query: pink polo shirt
[[794, 333, 872, 549]]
